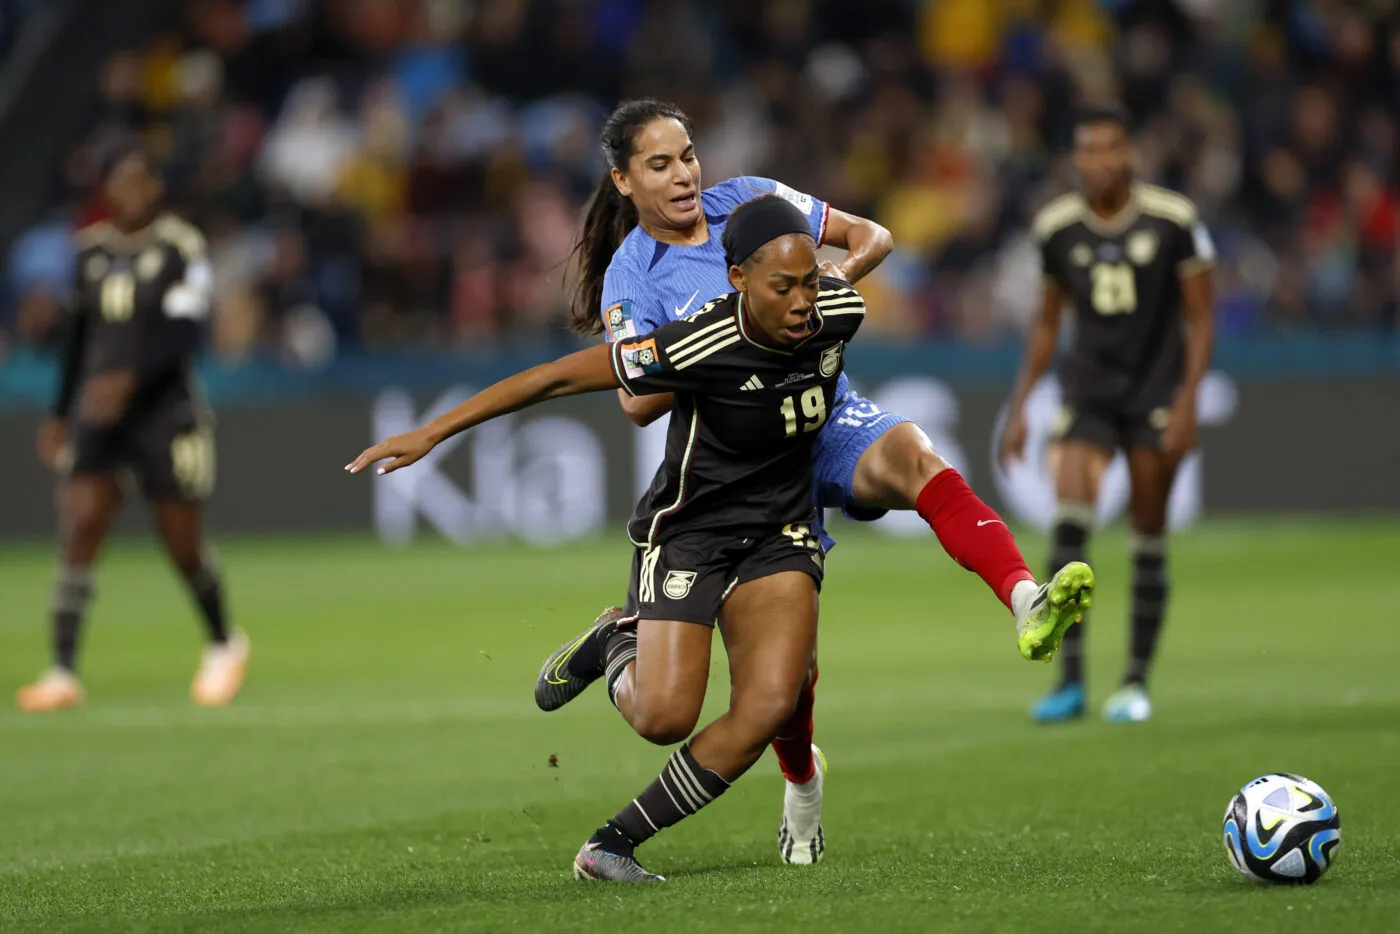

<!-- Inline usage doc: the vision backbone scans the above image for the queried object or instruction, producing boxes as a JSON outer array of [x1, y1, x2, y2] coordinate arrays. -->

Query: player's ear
[[611, 167, 632, 199], [727, 263, 745, 294]]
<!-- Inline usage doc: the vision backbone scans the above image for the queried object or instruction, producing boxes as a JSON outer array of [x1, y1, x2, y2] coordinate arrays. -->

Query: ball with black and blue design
[[1222, 772, 1341, 884]]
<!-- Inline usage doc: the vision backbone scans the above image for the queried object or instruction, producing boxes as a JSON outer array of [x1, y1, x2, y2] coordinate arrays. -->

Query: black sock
[[601, 743, 732, 852], [51, 565, 95, 673], [1126, 533, 1168, 687], [1050, 502, 1092, 687], [603, 627, 638, 708], [564, 610, 622, 679], [184, 561, 229, 644]]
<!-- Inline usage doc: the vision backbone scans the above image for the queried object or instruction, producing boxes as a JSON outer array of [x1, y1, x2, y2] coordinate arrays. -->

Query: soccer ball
[[1222, 773, 1341, 884]]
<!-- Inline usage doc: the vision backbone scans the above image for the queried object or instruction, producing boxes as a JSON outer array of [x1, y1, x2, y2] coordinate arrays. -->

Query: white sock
[[1010, 578, 1040, 620], [788, 770, 821, 795]]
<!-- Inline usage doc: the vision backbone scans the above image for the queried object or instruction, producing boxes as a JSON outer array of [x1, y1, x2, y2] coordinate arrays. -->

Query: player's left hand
[[1160, 401, 1197, 458], [346, 427, 438, 476]]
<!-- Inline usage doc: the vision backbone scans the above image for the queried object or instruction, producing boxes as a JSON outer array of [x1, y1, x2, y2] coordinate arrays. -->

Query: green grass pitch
[[1, 519, 1398, 932]]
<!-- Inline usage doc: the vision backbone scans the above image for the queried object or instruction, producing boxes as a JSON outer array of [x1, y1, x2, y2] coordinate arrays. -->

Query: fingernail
[[377, 467, 386, 475]]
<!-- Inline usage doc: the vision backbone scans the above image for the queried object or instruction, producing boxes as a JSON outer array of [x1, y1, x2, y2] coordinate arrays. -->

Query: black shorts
[[1052, 400, 1169, 454], [68, 403, 216, 502], [624, 527, 826, 628]]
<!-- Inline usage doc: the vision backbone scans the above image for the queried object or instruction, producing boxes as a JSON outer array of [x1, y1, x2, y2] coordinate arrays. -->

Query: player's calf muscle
[[851, 422, 950, 510]]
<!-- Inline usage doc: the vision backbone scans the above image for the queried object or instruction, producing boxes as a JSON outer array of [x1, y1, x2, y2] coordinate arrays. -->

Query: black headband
[[722, 196, 813, 267]]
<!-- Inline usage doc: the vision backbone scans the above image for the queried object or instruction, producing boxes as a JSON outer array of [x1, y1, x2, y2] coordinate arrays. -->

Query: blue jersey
[[600, 175, 832, 337]]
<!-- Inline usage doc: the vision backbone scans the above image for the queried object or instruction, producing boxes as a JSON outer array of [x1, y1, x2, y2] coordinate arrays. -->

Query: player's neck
[[1087, 184, 1135, 222], [111, 212, 160, 238], [640, 213, 709, 248]]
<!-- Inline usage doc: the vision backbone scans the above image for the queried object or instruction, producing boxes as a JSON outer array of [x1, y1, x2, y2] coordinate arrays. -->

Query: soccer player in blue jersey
[[534, 99, 1096, 866]]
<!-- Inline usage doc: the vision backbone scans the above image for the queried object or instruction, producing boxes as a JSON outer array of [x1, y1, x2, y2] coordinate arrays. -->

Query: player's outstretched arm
[[347, 344, 619, 476], [1000, 280, 1064, 465]]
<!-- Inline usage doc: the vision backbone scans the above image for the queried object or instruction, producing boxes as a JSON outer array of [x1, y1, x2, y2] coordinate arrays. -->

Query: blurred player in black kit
[[1001, 105, 1215, 724], [17, 144, 249, 712]]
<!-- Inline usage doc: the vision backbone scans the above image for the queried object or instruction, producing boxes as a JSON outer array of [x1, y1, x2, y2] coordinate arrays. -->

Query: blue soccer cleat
[[1031, 682, 1086, 723]]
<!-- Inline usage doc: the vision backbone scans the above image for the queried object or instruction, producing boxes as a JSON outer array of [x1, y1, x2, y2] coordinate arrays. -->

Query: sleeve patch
[[603, 300, 638, 342], [619, 338, 664, 380], [773, 181, 814, 215]]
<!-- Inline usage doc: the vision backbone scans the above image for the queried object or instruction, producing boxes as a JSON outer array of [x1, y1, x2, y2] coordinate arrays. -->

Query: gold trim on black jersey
[[74, 213, 207, 260], [1137, 184, 1198, 229]]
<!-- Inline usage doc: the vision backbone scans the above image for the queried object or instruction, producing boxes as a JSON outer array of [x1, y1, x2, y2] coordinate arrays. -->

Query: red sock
[[916, 469, 1034, 610], [772, 667, 818, 784]]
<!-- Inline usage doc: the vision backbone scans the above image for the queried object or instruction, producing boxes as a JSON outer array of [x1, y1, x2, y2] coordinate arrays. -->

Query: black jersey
[[55, 214, 211, 420], [1036, 184, 1214, 411], [610, 277, 865, 548]]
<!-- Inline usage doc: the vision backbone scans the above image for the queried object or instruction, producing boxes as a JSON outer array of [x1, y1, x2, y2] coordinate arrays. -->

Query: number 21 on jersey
[[780, 387, 827, 437], [1090, 262, 1137, 315]]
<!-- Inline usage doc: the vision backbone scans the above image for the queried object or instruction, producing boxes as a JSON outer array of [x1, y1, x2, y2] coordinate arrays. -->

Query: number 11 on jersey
[[780, 387, 827, 437]]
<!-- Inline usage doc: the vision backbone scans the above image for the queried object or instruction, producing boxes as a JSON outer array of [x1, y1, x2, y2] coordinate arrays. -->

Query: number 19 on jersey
[[780, 387, 828, 437]]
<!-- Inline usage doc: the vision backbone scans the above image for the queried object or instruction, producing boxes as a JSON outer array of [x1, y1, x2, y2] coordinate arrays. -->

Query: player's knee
[[632, 708, 697, 746], [733, 682, 802, 743], [890, 425, 949, 500], [908, 445, 950, 489], [628, 688, 701, 746]]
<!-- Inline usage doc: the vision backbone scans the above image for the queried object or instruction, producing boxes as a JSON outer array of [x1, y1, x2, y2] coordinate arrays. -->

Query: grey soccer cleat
[[534, 606, 625, 712], [572, 842, 665, 882]]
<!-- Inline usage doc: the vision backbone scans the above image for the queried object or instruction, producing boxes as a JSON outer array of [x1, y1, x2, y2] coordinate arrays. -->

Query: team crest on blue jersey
[[621, 338, 664, 380], [604, 300, 638, 341]]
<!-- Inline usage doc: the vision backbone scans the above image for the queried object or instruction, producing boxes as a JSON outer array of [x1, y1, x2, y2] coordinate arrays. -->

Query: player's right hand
[[36, 418, 68, 469], [345, 427, 437, 476], [999, 410, 1028, 465]]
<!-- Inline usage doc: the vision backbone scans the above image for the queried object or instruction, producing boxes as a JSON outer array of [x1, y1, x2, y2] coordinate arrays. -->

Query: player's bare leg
[[17, 475, 122, 712], [848, 421, 952, 511], [153, 501, 246, 706], [1102, 447, 1182, 723], [538, 589, 825, 855], [610, 619, 712, 745], [575, 572, 817, 882], [1031, 440, 1111, 722]]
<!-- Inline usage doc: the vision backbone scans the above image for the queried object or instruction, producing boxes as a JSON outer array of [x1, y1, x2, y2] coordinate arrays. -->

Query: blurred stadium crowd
[[4, 0, 1398, 364]]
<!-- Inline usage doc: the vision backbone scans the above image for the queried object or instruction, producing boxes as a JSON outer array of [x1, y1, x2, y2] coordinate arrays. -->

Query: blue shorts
[[811, 388, 911, 547]]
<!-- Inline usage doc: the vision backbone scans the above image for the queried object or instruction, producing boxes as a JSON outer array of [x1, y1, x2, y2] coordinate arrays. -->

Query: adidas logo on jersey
[[740, 375, 765, 391]]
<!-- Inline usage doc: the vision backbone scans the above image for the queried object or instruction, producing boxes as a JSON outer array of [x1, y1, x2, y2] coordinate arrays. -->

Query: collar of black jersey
[[734, 292, 824, 354]]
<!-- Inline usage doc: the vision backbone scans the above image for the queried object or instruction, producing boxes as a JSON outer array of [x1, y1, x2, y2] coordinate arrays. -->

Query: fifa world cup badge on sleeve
[[604, 300, 637, 341], [621, 338, 664, 380]]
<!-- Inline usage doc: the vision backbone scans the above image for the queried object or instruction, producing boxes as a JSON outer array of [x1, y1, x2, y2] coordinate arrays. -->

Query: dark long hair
[[567, 99, 693, 335]]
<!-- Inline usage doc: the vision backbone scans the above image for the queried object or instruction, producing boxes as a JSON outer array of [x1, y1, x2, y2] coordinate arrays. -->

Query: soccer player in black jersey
[[17, 144, 248, 712], [1001, 105, 1216, 724], [350, 197, 1088, 882]]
